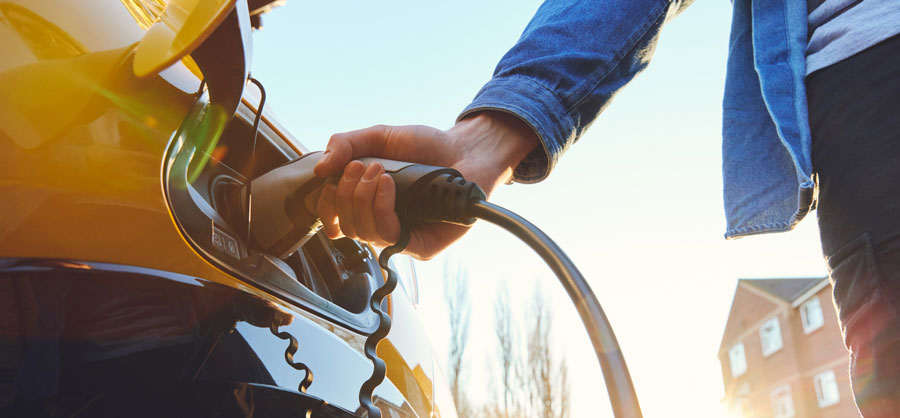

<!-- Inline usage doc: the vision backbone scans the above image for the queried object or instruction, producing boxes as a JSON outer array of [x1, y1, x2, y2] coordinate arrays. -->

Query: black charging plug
[[242, 151, 485, 258]]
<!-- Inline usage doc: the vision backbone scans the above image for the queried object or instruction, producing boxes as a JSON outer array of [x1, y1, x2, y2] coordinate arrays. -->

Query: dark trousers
[[809, 34, 900, 418]]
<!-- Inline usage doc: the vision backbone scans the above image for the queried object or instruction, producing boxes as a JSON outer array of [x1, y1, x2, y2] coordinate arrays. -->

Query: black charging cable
[[358, 227, 410, 418], [468, 200, 642, 418]]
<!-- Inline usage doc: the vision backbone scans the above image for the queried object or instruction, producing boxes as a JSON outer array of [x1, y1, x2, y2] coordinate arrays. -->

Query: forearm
[[460, 0, 693, 183], [450, 111, 540, 193]]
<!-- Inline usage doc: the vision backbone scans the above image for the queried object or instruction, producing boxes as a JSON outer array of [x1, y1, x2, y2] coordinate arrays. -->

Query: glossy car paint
[[0, 1, 455, 417]]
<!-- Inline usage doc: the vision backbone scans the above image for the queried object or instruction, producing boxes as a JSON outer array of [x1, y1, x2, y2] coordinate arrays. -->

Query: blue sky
[[251, 1, 828, 416]]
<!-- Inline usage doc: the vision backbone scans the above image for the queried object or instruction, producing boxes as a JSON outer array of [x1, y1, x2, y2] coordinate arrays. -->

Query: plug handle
[[246, 151, 485, 258]]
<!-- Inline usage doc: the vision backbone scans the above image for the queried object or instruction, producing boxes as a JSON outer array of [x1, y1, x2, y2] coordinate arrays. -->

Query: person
[[312, 0, 900, 416]]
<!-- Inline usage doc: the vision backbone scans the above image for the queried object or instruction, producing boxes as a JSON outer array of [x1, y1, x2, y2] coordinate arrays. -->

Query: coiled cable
[[269, 322, 314, 393], [358, 227, 410, 418]]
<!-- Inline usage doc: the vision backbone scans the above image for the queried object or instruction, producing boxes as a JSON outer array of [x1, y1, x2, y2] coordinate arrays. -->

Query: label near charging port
[[213, 225, 243, 259]]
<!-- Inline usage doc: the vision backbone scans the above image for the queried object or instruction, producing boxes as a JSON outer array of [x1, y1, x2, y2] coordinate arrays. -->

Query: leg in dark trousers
[[809, 34, 900, 418]]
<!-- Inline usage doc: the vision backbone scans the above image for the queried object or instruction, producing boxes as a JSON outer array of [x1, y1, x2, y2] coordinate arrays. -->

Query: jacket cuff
[[457, 75, 574, 184]]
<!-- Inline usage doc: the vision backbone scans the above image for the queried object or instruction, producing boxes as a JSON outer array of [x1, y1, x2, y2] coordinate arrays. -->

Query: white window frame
[[729, 342, 747, 377], [759, 316, 783, 357], [770, 384, 795, 418], [800, 296, 825, 334], [814, 369, 841, 407]]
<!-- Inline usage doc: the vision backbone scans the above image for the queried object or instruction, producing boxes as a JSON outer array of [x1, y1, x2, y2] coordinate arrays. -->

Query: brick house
[[718, 278, 859, 417]]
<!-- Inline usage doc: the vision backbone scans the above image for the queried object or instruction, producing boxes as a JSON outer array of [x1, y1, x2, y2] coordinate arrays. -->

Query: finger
[[353, 162, 385, 244], [335, 160, 365, 238], [406, 223, 467, 261], [315, 125, 390, 177], [317, 183, 342, 239], [374, 174, 401, 245]]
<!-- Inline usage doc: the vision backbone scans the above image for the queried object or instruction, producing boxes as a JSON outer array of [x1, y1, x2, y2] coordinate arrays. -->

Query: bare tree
[[556, 360, 570, 418], [470, 282, 570, 418], [524, 286, 570, 418], [444, 261, 472, 417], [493, 285, 523, 418]]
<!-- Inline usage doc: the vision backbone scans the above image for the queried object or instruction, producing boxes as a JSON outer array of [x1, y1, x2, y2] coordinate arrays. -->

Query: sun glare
[[702, 403, 743, 418]]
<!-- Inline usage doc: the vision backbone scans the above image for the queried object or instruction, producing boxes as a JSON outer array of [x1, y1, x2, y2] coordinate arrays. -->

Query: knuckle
[[327, 133, 345, 144], [335, 182, 355, 201], [353, 189, 371, 206]]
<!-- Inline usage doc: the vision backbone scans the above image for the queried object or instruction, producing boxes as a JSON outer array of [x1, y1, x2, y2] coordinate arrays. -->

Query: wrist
[[449, 111, 539, 191]]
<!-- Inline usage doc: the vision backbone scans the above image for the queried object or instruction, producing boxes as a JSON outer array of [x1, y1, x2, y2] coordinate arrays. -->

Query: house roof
[[718, 277, 829, 352], [740, 277, 826, 303]]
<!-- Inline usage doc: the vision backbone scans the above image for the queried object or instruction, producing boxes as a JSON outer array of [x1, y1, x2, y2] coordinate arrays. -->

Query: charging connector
[[243, 152, 486, 258]]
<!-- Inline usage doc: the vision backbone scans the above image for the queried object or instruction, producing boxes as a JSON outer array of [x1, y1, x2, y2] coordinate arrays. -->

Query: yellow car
[[0, 1, 456, 417]]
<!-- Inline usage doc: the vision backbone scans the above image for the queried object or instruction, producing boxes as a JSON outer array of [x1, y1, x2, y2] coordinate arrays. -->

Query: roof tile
[[740, 277, 826, 302]]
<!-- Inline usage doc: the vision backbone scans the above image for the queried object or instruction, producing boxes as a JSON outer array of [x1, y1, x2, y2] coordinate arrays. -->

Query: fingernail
[[318, 150, 331, 165], [344, 161, 364, 181], [362, 163, 381, 181], [377, 174, 391, 196]]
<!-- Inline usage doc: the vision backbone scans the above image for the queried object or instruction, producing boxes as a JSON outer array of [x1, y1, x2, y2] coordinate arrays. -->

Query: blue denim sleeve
[[459, 0, 692, 183]]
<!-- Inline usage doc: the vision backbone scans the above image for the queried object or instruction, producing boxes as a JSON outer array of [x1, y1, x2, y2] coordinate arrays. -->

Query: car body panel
[[0, 2, 455, 417]]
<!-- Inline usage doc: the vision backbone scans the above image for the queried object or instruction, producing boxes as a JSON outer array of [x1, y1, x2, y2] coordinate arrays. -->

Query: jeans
[[809, 34, 900, 417]]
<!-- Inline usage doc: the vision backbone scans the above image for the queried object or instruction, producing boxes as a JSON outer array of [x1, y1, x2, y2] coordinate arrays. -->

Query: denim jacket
[[459, 0, 814, 239]]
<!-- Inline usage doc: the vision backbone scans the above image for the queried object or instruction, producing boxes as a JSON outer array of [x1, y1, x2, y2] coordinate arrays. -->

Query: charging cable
[[469, 200, 642, 418]]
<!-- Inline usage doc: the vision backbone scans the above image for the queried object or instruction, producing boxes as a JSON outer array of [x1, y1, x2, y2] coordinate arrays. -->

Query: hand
[[314, 111, 539, 259]]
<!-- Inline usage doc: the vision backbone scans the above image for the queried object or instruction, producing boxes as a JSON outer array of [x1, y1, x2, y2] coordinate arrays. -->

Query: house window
[[729, 343, 747, 377], [814, 370, 841, 407], [760, 316, 783, 357], [801, 296, 825, 334], [771, 385, 795, 418]]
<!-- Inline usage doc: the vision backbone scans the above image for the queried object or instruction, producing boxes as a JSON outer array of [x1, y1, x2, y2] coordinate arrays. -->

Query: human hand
[[314, 111, 539, 259]]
